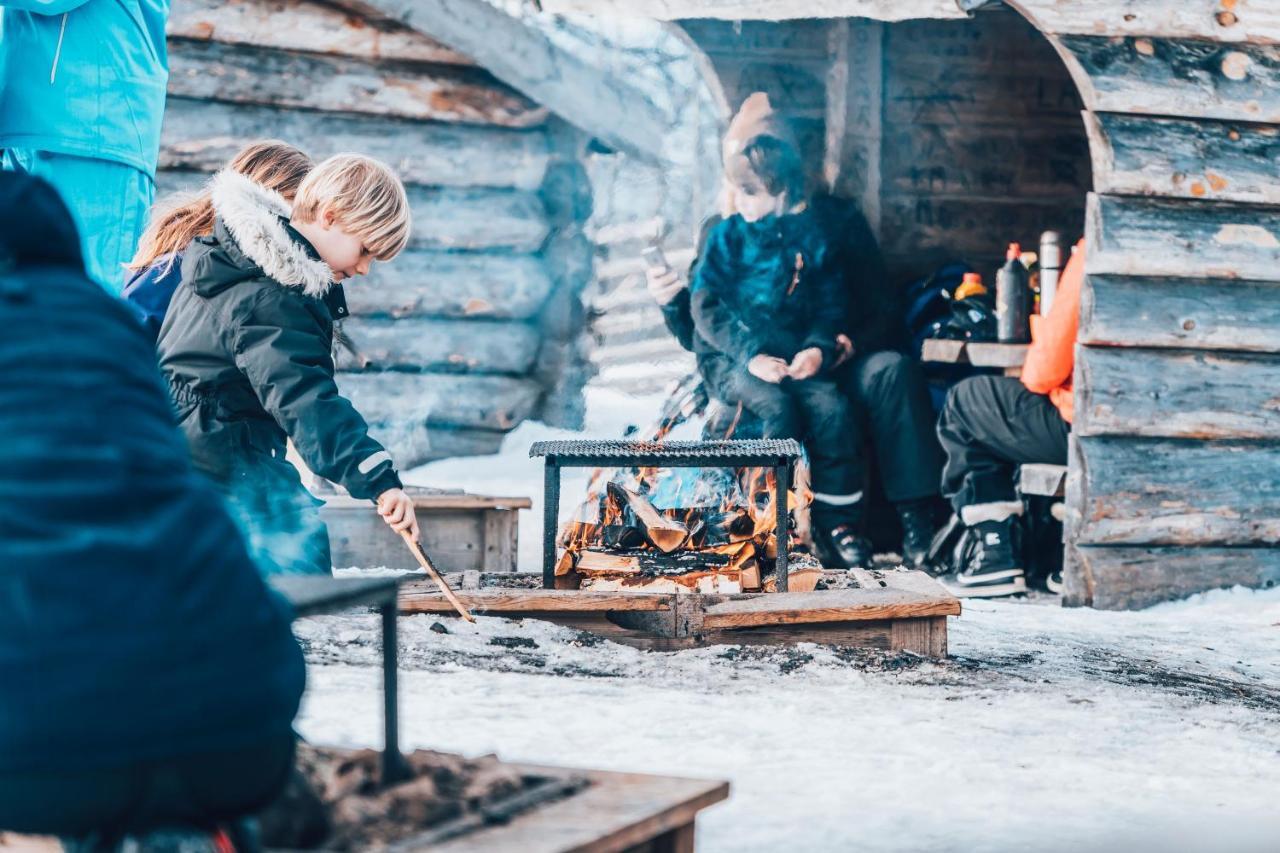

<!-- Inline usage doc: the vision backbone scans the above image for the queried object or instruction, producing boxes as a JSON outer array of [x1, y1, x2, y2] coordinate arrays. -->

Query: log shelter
[[540, 0, 1280, 610]]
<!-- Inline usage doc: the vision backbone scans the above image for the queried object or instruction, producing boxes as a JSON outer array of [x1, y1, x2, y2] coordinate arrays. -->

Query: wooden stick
[[399, 530, 476, 622]]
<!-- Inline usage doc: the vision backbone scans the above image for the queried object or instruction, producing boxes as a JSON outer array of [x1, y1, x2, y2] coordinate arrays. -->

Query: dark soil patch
[[259, 745, 563, 851], [489, 636, 539, 649]]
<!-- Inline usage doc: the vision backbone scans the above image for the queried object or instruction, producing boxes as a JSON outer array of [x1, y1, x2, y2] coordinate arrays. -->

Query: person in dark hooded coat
[[0, 171, 304, 839], [157, 161, 419, 576]]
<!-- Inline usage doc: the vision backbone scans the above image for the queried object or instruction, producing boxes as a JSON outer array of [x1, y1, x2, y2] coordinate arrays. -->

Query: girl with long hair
[[122, 141, 313, 341]]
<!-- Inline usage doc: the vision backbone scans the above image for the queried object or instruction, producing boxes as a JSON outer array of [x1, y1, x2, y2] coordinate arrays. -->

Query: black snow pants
[[937, 375, 1070, 513], [718, 368, 863, 531], [838, 350, 943, 504]]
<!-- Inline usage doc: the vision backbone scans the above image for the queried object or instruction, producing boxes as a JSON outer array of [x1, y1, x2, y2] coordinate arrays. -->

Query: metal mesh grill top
[[529, 438, 803, 461]]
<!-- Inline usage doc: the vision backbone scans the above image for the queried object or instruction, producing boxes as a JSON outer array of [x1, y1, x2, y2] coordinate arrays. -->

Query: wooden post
[[774, 462, 790, 592], [543, 458, 561, 589]]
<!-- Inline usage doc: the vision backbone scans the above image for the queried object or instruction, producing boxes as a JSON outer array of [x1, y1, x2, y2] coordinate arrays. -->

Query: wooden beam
[[824, 20, 884, 234], [1080, 274, 1280, 353], [1075, 346, 1280, 440], [363, 422, 507, 468], [336, 317, 542, 374], [701, 587, 960, 629], [1066, 435, 1280, 547], [156, 171, 550, 252], [1086, 193, 1280, 282], [348, 252, 554, 320], [166, 0, 476, 65], [427, 764, 728, 853], [398, 585, 675, 613], [338, 372, 543, 431], [1055, 34, 1280, 124], [1065, 544, 1280, 611], [540, 0, 970, 21], [1010, 0, 1280, 45], [166, 37, 546, 127], [160, 98, 551, 190], [1086, 112, 1280, 205], [329, 0, 672, 163]]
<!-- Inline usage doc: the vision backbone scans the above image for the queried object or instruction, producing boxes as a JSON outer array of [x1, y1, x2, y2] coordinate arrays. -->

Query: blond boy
[[158, 154, 417, 576]]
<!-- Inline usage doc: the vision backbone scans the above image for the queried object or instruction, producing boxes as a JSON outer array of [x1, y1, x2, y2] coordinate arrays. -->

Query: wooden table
[[921, 338, 1029, 376], [270, 575, 406, 781]]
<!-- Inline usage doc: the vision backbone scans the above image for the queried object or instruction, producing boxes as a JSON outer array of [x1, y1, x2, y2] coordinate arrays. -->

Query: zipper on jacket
[[50, 13, 69, 85]]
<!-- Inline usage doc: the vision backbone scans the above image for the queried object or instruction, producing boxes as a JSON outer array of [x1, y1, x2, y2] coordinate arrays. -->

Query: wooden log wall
[[1007, 0, 1280, 609], [680, 7, 1093, 285], [157, 0, 597, 469]]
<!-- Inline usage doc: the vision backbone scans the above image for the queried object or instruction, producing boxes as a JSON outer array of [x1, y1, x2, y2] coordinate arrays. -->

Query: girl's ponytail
[[128, 140, 313, 271]]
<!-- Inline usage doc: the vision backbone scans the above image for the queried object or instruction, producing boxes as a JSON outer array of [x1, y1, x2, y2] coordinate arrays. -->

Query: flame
[[556, 456, 813, 594]]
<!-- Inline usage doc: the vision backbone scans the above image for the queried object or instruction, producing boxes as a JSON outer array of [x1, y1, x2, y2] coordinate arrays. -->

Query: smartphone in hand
[[642, 244, 670, 273]]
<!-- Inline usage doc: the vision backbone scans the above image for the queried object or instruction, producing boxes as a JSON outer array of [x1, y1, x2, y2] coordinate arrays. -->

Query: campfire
[[551, 450, 821, 594]]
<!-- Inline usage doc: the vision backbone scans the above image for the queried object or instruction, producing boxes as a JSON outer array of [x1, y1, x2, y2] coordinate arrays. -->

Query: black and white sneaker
[[943, 517, 1026, 598], [1044, 570, 1064, 595]]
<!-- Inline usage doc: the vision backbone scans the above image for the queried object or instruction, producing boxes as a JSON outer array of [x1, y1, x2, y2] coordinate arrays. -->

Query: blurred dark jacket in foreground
[[0, 171, 303, 835]]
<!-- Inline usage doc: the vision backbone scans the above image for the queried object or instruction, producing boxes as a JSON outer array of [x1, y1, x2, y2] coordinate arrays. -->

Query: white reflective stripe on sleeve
[[357, 450, 393, 475], [811, 490, 863, 506]]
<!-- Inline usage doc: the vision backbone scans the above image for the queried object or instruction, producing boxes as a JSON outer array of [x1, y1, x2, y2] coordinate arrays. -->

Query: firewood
[[574, 550, 643, 575], [740, 559, 761, 591], [581, 573, 742, 594], [554, 549, 577, 577], [607, 483, 690, 553], [763, 568, 823, 593]]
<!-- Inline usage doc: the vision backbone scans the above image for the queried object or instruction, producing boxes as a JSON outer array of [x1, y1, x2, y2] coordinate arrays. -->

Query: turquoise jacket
[[0, 0, 169, 176]]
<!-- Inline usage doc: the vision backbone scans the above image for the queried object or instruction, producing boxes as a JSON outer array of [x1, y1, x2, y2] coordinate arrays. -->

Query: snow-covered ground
[[294, 587, 1280, 852], [304, 385, 1280, 851]]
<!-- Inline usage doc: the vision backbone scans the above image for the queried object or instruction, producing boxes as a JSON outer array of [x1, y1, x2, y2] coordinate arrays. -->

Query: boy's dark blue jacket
[[121, 253, 183, 343], [690, 204, 849, 369], [0, 171, 305, 773]]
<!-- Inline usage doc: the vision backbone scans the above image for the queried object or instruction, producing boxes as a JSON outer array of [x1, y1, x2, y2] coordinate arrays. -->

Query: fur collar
[[209, 169, 333, 298]]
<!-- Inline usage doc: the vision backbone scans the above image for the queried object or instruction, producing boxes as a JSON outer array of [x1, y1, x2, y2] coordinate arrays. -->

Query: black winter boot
[[896, 499, 937, 569], [814, 524, 874, 570]]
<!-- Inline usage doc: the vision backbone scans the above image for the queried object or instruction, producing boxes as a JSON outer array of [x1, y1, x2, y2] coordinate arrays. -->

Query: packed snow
[[303, 385, 1280, 852]]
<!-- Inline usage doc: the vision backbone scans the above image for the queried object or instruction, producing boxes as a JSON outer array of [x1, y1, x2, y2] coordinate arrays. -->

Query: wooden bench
[[1017, 463, 1067, 498], [921, 338, 1029, 377], [320, 486, 531, 573]]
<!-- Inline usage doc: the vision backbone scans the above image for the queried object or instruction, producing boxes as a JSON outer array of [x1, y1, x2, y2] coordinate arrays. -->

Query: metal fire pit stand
[[530, 439, 804, 592], [269, 575, 408, 784]]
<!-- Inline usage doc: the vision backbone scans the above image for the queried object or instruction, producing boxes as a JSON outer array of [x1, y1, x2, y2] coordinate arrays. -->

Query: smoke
[[221, 458, 332, 576]]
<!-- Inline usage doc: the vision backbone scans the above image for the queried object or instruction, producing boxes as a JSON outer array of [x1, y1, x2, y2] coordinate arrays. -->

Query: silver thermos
[[1039, 231, 1062, 316]]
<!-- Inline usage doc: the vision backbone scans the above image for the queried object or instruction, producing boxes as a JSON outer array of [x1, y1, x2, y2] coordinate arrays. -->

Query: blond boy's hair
[[292, 154, 411, 260]]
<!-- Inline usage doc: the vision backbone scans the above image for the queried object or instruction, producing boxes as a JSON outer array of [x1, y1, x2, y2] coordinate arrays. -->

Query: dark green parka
[[157, 170, 400, 572]]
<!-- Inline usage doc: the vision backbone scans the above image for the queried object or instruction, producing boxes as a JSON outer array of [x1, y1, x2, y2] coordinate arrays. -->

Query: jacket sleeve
[[690, 221, 767, 362], [801, 242, 847, 366], [1022, 239, 1085, 396], [659, 215, 722, 353], [660, 289, 697, 353], [231, 289, 402, 501]]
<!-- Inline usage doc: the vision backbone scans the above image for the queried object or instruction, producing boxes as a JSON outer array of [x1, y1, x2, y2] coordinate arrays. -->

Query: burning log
[[606, 483, 689, 553]]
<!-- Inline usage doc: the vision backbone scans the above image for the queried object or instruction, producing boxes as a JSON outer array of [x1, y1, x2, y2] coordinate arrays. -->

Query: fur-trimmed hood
[[209, 169, 333, 298]]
